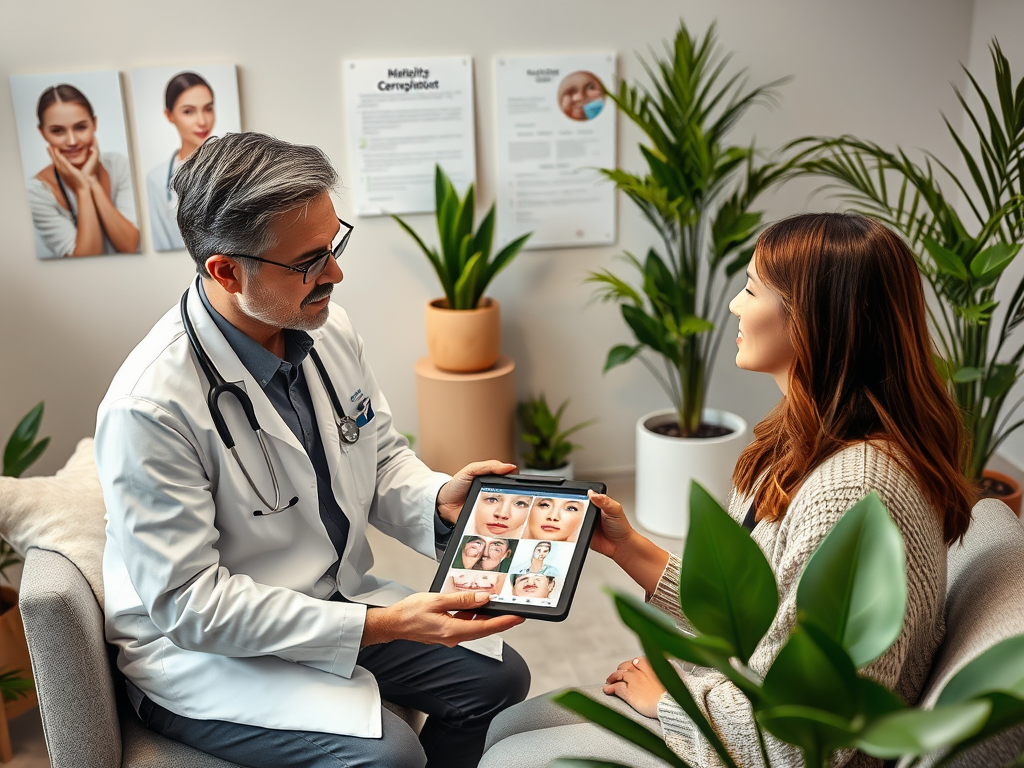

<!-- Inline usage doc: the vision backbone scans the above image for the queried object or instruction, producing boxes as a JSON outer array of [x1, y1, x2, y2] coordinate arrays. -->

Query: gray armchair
[[18, 548, 422, 768]]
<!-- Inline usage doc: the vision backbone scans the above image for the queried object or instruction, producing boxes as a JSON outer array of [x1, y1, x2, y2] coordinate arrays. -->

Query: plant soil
[[651, 422, 734, 439], [979, 475, 1016, 499]]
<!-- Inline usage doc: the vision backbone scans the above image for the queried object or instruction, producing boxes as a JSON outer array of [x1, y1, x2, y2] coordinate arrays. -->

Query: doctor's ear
[[205, 255, 246, 295]]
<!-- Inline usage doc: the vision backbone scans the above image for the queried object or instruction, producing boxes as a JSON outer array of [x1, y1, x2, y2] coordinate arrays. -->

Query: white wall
[[0, 0, 975, 475]]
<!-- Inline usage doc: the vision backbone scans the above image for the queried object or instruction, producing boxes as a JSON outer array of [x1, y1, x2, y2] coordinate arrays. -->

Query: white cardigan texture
[[647, 442, 948, 768]]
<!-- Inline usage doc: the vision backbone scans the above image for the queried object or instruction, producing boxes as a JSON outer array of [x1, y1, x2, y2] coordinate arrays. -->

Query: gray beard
[[237, 280, 333, 332]]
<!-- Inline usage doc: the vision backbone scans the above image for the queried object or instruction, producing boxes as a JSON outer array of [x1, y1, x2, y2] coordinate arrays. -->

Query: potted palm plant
[[793, 40, 1024, 513], [517, 395, 595, 479], [393, 165, 531, 373], [589, 19, 792, 535]]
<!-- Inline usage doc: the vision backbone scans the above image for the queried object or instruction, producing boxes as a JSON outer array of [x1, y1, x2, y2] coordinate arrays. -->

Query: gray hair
[[173, 132, 338, 276]]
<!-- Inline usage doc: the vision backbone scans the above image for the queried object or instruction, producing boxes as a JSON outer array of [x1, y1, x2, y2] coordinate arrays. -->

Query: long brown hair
[[732, 213, 974, 544]]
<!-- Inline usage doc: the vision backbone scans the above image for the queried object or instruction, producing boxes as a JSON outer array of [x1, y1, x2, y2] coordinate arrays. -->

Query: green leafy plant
[[1, 402, 50, 584], [392, 165, 531, 310], [792, 40, 1024, 482], [588, 19, 793, 437], [517, 395, 595, 471], [549, 484, 1024, 768], [0, 669, 33, 703]]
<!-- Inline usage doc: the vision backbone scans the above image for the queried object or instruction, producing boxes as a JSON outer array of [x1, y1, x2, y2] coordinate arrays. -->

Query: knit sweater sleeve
[[650, 443, 946, 768]]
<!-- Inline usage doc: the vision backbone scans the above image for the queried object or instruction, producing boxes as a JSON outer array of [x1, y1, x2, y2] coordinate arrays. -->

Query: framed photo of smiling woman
[[130, 64, 241, 252], [10, 70, 139, 259]]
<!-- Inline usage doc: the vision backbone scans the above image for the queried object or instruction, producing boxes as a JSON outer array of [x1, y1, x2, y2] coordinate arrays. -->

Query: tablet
[[429, 474, 606, 621]]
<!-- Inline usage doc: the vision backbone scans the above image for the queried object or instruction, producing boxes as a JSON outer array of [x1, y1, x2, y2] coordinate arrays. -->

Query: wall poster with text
[[343, 56, 476, 216], [495, 53, 617, 250]]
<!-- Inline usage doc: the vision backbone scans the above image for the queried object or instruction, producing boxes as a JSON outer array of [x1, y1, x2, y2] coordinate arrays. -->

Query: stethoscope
[[179, 284, 360, 516], [165, 150, 178, 203]]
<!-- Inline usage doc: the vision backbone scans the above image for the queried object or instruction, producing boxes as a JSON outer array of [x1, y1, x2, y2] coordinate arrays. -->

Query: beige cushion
[[0, 438, 105, 603]]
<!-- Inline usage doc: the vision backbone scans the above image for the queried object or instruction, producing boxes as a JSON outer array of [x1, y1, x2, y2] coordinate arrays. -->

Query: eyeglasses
[[225, 217, 354, 283]]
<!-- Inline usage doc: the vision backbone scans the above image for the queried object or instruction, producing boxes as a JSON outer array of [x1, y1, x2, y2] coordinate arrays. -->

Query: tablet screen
[[436, 486, 590, 609]]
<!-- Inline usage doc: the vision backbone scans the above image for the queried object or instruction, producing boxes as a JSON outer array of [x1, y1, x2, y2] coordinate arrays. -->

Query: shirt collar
[[197, 280, 313, 390]]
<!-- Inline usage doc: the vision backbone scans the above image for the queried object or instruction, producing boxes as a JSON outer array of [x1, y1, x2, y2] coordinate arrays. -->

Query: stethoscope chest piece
[[339, 416, 360, 445]]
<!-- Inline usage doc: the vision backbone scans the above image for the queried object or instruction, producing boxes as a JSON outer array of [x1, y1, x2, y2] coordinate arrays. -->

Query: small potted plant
[[517, 395, 594, 479], [393, 165, 531, 373]]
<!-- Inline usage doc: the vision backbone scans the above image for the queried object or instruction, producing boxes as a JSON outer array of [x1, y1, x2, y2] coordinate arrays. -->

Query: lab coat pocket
[[340, 430, 377, 506]]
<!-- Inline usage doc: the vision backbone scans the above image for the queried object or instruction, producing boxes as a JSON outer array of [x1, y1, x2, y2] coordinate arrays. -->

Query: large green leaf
[[756, 705, 857, 765], [621, 305, 670, 357], [971, 242, 1020, 281], [604, 345, 642, 372], [922, 236, 969, 281], [855, 701, 991, 758], [985, 364, 1019, 400], [678, 482, 778, 663], [3, 402, 47, 479], [795, 492, 906, 669], [551, 690, 692, 768], [761, 623, 860, 721], [611, 591, 758, 698], [937, 634, 1024, 706]]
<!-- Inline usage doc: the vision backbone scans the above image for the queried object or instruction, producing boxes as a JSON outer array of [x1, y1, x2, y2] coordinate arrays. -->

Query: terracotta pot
[[0, 586, 37, 721], [981, 468, 1023, 516], [425, 298, 501, 373]]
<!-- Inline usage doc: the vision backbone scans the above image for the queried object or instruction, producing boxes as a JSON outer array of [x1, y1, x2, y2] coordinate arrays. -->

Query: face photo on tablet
[[469, 491, 534, 539], [527, 496, 587, 542], [440, 570, 507, 596]]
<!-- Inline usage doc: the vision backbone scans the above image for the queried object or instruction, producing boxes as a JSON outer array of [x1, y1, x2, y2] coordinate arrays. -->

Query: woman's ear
[[164, 109, 174, 124]]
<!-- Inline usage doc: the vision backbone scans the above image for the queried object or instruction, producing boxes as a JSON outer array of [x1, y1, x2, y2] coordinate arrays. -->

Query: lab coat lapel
[[184, 282, 304, 456], [302, 333, 359, 554]]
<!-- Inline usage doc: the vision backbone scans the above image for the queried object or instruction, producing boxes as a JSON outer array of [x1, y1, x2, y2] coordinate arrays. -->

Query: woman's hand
[[587, 490, 670, 595], [588, 490, 636, 559], [81, 139, 101, 181], [48, 145, 91, 193], [603, 656, 666, 719]]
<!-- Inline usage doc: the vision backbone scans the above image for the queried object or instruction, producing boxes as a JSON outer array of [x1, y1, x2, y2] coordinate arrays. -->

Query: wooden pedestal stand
[[414, 355, 516, 475], [0, 587, 37, 762]]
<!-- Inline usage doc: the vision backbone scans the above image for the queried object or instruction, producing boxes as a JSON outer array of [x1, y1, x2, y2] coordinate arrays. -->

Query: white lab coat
[[97, 281, 488, 738]]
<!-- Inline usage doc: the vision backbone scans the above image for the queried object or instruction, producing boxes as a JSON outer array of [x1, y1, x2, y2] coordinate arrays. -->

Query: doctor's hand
[[435, 460, 517, 526], [360, 591, 524, 648]]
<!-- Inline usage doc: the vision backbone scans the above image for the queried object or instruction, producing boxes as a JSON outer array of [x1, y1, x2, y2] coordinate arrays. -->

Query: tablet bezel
[[429, 473, 606, 622]]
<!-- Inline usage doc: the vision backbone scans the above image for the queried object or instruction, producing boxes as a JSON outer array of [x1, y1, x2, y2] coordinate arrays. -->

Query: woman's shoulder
[[806, 441, 916, 492], [101, 152, 131, 176], [26, 174, 58, 206]]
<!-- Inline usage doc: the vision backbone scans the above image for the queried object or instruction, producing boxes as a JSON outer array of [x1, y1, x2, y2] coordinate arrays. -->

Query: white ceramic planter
[[520, 460, 575, 480], [635, 408, 748, 538]]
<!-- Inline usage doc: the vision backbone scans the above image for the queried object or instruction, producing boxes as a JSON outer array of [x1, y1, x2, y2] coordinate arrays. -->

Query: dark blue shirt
[[198, 283, 350, 562]]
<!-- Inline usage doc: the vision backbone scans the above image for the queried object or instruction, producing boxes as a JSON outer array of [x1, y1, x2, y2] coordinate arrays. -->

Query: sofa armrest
[[19, 547, 121, 768]]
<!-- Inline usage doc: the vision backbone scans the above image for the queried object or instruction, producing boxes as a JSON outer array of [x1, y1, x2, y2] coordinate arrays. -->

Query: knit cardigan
[[647, 442, 948, 768]]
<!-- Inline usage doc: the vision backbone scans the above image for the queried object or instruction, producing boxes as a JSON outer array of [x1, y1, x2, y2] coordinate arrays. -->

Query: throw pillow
[[0, 438, 106, 603]]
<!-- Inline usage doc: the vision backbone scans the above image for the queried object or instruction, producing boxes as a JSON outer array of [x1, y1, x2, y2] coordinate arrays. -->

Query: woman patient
[[481, 213, 974, 767]]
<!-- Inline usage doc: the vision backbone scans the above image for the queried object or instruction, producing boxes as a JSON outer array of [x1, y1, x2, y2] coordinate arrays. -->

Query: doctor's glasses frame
[[224, 217, 354, 283]]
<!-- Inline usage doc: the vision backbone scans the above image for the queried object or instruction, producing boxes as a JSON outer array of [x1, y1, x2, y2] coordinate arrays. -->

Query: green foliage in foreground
[[550, 485, 1024, 767]]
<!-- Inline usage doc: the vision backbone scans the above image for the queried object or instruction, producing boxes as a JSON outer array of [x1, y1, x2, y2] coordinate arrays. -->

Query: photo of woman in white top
[[27, 84, 138, 258], [146, 72, 215, 251]]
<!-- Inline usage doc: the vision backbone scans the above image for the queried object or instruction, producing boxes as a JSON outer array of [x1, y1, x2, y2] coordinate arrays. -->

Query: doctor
[[96, 132, 530, 768]]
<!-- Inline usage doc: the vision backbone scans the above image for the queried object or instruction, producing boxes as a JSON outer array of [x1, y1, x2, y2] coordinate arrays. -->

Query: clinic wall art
[[10, 70, 140, 260], [130, 64, 241, 251]]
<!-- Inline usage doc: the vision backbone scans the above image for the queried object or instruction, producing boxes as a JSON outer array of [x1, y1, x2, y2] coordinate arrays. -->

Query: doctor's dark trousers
[[135, 638, 531, 768]]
